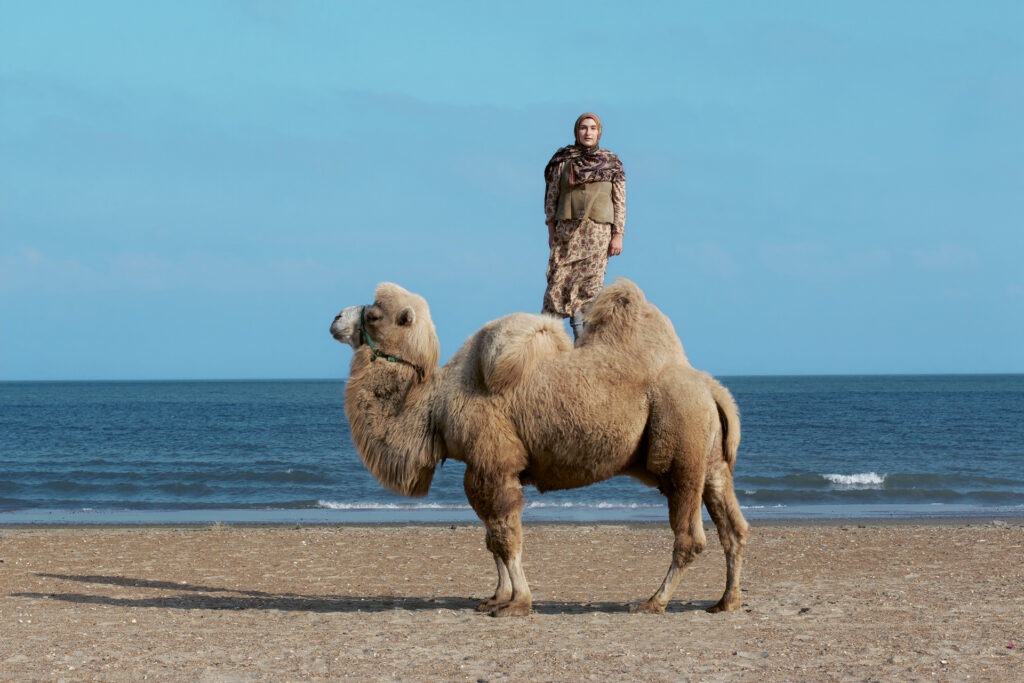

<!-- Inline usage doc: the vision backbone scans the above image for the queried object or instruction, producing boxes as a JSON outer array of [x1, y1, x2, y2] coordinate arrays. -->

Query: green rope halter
[[360, 306, 426, 381]]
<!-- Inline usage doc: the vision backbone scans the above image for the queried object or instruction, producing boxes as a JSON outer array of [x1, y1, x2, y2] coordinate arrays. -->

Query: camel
[[329, 279, 749, 617]]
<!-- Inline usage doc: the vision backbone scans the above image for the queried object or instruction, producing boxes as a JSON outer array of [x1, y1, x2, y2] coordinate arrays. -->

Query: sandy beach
[[1, 520, 1021, 681]]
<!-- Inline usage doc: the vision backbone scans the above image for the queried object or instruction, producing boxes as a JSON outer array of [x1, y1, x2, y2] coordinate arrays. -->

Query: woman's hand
[[547, 221, 556, 249], [608, 233, 623, 257]]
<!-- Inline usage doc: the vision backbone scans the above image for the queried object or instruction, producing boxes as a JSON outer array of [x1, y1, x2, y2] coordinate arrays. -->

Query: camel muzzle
[[330, 305, 364, 348]]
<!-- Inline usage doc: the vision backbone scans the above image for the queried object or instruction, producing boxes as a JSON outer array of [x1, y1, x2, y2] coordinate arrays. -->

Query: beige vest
[[556, 164, 614, 224]]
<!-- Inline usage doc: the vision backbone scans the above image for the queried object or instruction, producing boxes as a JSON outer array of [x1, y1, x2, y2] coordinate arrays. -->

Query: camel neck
[[344, 357, 445, 497]]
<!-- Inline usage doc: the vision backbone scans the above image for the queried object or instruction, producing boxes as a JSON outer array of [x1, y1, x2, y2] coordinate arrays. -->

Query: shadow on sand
[[14, 573, 715, 615]]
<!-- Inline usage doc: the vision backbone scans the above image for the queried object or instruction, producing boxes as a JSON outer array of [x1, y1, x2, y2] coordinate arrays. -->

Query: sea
[[1, 375, 1022, 525]]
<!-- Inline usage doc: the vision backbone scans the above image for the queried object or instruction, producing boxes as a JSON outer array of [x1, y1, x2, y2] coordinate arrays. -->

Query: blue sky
[[2, 1, 1021, 380]]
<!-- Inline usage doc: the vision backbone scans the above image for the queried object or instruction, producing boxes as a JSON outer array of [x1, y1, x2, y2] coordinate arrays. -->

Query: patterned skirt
[[542, 218, 612, 318]]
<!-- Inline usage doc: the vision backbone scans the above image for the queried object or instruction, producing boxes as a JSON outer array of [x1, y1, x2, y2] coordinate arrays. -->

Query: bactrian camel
[[329, 279, 748, 617]]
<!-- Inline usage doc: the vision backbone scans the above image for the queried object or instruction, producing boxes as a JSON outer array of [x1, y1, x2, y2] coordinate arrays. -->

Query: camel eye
[[365, 309, 382, 323]]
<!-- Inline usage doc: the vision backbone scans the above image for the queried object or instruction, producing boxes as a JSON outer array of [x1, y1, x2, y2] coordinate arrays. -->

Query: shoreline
[[2, 501, 1022, 527], [4, 515, 1024, 531]]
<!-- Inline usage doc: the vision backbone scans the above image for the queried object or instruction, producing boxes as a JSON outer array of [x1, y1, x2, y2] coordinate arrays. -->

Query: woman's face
[[576, 118, 600, 147]]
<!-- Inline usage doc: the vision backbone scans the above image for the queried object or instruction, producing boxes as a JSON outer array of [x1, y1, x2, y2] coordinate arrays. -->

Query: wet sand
[[1, 520, 1022, 681]]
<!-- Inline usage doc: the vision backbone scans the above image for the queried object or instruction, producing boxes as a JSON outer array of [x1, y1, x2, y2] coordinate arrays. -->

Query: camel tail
[[483, 314, 573, 394], [705, 375, 741, 471]]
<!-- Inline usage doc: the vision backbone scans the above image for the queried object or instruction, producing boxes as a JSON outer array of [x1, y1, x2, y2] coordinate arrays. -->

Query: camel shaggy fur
[[329, 279, 749, 617]]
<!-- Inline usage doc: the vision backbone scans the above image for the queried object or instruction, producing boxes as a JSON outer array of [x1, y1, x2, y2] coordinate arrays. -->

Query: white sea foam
[[316, 500, 662, 511], [823, 472, 886, 489], [525, 501, 658, 510], [316, 501, 471, 510]]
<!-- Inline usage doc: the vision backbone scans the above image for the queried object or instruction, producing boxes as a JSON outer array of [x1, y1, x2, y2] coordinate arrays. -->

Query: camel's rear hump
[[583, 278, 646, 332]]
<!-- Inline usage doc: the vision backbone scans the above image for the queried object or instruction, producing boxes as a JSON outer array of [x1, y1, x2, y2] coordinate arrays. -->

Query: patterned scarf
[[544, 144, 625, 186]]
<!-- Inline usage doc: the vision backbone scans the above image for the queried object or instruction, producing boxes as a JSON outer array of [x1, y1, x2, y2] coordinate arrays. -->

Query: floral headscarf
[[544, 112, 625, 186]]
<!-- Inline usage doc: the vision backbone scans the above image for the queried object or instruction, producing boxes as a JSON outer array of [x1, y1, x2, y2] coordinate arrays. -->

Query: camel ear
[[396, 306, 416, 327]]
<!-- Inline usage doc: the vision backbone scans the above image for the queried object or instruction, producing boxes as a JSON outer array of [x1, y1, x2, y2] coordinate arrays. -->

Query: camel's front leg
[[484, 527, 531, 617], [475, 554, 513, 612], [464, 465, 532, 617]]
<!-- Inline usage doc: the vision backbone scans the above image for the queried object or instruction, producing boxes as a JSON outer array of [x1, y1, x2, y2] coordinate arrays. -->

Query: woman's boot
[[569, 315, 585, 341]]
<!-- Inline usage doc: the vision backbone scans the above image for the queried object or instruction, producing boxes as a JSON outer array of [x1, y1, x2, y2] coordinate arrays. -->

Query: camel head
[[330, 282, 441, 380]]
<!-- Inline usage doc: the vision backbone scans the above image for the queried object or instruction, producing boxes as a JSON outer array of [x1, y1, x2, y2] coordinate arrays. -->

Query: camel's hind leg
[[630, 466, 707, 613], [464, 465, 532, 617], [630, 370, 710, 613], [704, 458, 750, 612]]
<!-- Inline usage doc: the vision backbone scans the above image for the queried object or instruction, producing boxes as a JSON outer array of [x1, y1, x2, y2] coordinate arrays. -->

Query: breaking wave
[[823, 473, 887, 489]]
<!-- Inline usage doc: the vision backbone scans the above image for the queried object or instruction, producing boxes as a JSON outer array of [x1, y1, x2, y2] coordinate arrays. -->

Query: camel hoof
[[629, 600, 666, 614], [475, 598, 507, 612], [706, 595, 742, 613], [488, 601, 531, 618]]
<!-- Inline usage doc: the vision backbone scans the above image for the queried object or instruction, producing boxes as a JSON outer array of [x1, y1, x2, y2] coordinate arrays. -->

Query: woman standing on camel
[[542, 112, 626, 339]]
